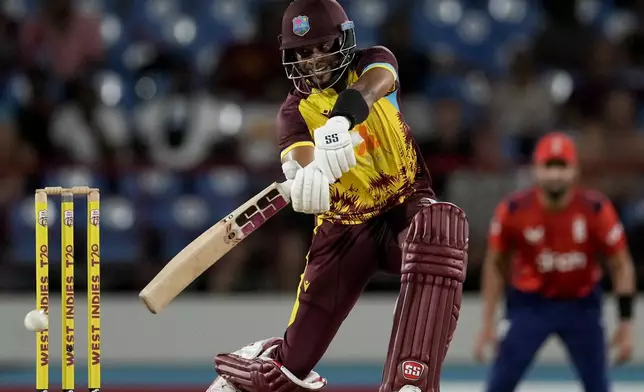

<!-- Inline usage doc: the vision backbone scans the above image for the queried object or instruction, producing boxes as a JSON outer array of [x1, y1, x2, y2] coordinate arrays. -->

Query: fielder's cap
[[279, 0, 350, 50], [533, 132, 578, 165]]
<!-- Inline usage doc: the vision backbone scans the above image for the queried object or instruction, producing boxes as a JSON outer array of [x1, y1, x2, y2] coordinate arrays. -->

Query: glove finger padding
[[314, 149, 335, 183], [327, 151, 343, 181], [301, 168, 313, 213], [319, 175, 329, 212], [291, 169, 305, 212], [344, 144, 356, 168], [311, 169, 322, 213], [289, 164, 331, 214], [335, 147, 351, 175], [321, 179, 330, 211]]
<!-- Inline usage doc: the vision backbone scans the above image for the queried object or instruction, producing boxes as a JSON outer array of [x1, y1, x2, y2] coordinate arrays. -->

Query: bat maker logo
[[401, 360, 425, 381], [234, 188, 287, 237]]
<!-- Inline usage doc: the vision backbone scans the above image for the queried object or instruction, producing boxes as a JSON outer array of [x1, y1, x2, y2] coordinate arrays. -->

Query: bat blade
[[139, 181, 291, 314]]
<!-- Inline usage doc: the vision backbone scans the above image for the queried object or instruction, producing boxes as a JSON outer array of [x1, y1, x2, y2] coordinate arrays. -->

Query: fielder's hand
[[313, 116, 356, 182], [286, 161, 331, 214], [611, 320, 634, 366], [473, 323, 498, 363]]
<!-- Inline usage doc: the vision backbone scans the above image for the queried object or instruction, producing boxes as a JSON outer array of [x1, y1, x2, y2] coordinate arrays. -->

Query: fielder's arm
[[609, 249, 636, 295], [595, 199, 636, 320], [608, 249, 636, 315], [480, 249, 511, 328], [481, 200, 513, 327], [605, 240, 636, 364]]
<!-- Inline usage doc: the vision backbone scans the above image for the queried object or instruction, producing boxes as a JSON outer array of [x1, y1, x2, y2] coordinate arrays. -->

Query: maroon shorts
[[274, 191, 433, 378]]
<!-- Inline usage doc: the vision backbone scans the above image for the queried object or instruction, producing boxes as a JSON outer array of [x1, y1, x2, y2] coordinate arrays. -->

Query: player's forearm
[[481, 252, 506, 326], [612, 261, 636, 295], [281, 145, 314, 167], [609, 250, 636, 321], [610, 250, 636, 295], [328, 67, 394, 130], [349, 67, 395, 108]]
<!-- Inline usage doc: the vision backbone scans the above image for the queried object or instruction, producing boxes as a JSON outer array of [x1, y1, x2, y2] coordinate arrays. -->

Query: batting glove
[[281, 160, 301, 181], [313, 116, 356, 182], [288, 162, 331, 214]]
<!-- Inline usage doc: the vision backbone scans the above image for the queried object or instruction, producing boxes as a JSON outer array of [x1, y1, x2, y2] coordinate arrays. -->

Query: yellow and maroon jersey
[[276, 46, 432, 224]]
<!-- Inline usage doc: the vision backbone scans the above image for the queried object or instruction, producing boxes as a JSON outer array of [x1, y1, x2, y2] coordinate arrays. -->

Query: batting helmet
[[278, 0, 357, 94]]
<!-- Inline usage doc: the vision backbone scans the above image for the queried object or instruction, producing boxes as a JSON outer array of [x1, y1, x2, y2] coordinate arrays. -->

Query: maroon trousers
[[274, 192, 433, 378]]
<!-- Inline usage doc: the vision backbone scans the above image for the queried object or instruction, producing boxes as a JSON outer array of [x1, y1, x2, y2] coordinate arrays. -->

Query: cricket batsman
[[474, 132, 636, 392], [209, 1, 469, 392]]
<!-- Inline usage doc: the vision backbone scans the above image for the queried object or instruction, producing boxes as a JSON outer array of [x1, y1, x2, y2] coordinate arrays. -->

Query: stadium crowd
[[0, 0, 642, 294]]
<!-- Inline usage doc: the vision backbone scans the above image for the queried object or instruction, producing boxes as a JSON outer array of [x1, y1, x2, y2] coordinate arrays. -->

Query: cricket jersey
[[488, 187, 627, 298], [276, 46, 431, 224]]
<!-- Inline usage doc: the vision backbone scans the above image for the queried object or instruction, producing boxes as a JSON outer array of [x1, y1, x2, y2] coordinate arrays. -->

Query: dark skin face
[[294, 39, 341, 87]]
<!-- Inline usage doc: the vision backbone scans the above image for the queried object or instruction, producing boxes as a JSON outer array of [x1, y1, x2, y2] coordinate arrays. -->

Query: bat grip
[[278, 180, 293, 201]]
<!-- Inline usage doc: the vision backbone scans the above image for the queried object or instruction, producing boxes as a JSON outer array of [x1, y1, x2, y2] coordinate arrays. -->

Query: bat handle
[[280, 133, 361, 199], [278, 180, 293, 201], [279, 132, 363, 199]]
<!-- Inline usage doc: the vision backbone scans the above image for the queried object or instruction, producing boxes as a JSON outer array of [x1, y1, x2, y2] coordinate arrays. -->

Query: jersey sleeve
[[593, 198, 627, 256], [355, 46, 399, 94], [488, 201, 513, 253], [277, 97, 314, 160]]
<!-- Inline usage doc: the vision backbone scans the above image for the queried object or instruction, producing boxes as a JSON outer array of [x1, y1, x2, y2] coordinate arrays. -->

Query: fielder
[[474, 132, 636, 392], [209, 1, 469, 392]]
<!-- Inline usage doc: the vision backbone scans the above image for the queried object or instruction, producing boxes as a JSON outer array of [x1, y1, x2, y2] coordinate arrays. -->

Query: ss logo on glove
[[324, 133, 339, 144], [313, 116, 361, 182]]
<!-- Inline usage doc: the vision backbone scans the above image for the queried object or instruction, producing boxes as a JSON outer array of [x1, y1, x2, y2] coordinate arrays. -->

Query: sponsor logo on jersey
[[523, 226, 544, 244], [606, 223, 623, 246], [572, 216, 587, 244], [536, 250, 587, 273]]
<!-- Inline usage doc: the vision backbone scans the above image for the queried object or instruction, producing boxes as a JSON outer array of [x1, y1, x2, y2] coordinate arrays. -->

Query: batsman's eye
[[315, 40, 337, 53], [296, 48, 313, 58]]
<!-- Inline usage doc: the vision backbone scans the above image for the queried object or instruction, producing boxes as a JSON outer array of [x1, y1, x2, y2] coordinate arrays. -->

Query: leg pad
[[381, 202, 469, 392]]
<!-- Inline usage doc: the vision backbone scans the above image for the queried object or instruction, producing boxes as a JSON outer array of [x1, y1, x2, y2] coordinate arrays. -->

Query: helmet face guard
[[281, 21, 356, 95]]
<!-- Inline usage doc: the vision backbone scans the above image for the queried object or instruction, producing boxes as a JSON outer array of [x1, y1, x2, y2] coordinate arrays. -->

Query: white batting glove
[[289, 162, 331, 214], [281, 160, 301, 181], [313, 116, 356, 182]]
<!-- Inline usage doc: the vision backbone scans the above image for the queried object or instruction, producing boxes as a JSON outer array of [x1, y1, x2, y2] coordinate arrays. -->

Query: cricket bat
[[139, 181, 292, 314]]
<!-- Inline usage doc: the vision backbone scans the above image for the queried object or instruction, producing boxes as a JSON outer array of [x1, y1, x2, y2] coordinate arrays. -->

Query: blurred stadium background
[[0, 0, 643, 390]]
